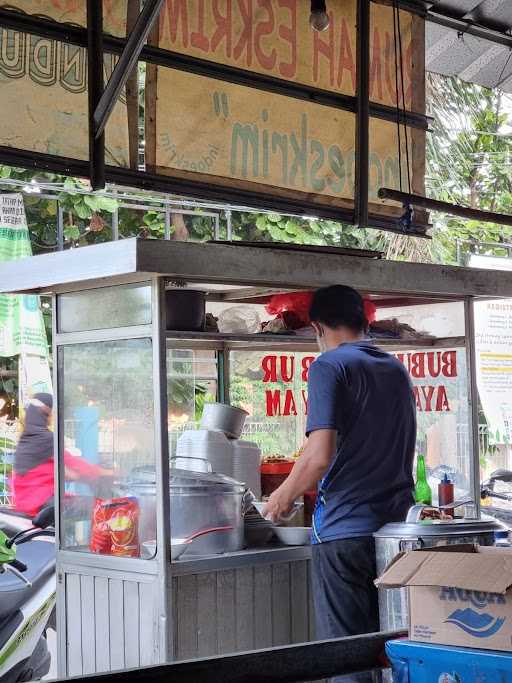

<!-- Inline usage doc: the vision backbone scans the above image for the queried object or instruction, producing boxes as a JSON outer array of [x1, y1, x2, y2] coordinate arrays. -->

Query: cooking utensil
[[124, 467, 249, 555], [171, 525, 234, 560], [142, 525, 234, 560], [200, 403, 248, 439], [166, 289, 205, 331]]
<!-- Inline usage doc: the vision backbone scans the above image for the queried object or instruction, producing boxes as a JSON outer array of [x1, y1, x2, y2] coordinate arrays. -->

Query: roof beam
[[93, 0, 164, 141]]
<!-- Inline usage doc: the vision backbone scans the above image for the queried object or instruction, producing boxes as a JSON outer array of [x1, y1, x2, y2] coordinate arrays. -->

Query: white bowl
[[252, 501, 303, 522], [273, 526, 311, 546]]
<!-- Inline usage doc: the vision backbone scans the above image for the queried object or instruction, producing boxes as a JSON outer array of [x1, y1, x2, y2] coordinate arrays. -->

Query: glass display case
[[4, 238, 506, 677]]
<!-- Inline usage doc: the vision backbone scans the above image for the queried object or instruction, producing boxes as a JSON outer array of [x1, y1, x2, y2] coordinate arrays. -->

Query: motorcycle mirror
[[490, 469, 512, 483], [32, 505, 55, 529]]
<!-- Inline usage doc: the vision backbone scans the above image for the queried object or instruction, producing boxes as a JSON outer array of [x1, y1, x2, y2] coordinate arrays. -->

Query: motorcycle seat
[[0, 507, 31, 519], [0, 540, 55, 622]]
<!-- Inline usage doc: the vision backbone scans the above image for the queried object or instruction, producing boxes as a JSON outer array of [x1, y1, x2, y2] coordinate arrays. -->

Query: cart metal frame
[[2, 238, 509, 675]]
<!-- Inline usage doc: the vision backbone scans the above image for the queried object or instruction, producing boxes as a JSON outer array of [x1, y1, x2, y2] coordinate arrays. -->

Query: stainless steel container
[[374, 517, 503, 631], [124, 467, 248, 556], [200, 402, 248, 439], [169, 469, 247, 555]]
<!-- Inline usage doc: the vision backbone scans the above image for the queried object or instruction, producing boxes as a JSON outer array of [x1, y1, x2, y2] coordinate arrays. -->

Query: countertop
[[171, 543, 313, 575]]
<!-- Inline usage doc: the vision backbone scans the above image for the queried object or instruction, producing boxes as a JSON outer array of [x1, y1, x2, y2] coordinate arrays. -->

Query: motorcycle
[[481, 469, 512, 527], [0, 506, 55, 683]]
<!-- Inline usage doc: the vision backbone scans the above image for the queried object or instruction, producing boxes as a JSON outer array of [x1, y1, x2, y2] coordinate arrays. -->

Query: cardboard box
[[376, 545, 512, 652]]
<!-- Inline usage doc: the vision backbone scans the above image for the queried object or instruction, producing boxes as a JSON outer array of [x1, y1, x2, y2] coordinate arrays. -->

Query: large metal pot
[[124, 466, 249, 557], [374, 516, 504, 631]]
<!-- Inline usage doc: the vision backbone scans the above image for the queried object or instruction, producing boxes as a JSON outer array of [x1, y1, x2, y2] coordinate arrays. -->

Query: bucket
[[166, 289, 205, 331]]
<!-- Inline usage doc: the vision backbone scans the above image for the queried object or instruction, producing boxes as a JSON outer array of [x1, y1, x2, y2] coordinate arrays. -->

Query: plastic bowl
[[273, 526, 311, 546]]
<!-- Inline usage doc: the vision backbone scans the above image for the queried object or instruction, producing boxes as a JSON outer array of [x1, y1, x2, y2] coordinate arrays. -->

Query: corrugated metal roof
[[423, 0, 512, 92]]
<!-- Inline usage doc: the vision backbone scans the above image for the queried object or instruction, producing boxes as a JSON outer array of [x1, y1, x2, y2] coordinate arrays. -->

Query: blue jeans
[[312, 536, 381, 683]]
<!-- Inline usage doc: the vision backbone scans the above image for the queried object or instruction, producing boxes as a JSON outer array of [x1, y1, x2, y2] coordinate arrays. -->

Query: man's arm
[[262, 429, 336, 522]]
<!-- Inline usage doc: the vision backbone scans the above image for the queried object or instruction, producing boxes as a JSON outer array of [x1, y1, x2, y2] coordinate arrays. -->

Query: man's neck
[[324, 329, 364, 351]]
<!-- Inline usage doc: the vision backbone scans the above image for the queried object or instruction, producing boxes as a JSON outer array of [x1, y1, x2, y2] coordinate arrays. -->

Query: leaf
[[267, 213, 282, 223], [284, 220, 298, 235], [63, 177, 77, 191], [74, 203, 92, 219], [64, 225, 80, 240], [255, 216, 267, 231], [83, 194, 100, 210], [0, 166, 11, 178], [95, 196, 118, 213]]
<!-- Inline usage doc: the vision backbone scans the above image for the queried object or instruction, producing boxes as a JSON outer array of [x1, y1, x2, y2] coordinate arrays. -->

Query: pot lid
[[170, 468, 245, 492], [374, 516, 504, 538], [127, 465, 246, 492]]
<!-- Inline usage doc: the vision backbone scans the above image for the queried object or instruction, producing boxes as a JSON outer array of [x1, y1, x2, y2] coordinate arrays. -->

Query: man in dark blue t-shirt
[[264, 285, 416, 682]]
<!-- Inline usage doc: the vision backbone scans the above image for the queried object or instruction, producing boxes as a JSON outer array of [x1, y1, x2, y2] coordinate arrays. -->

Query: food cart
[[2, 237, 512, 678]]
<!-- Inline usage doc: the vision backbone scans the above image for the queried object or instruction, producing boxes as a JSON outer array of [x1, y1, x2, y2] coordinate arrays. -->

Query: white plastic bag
[[217, 306, 261, 334]]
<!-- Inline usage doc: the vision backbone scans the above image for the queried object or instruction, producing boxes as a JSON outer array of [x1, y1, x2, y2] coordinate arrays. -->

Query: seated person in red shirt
[[12, 393, 111, 518]]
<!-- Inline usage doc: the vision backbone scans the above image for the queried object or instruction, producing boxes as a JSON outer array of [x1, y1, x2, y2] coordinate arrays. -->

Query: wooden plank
[[253, 566, 272, 650], [235, 567, 255, 652], [108, 579, 125, 671], [66, 574, 83, 677], [216, 570, 236, 654], [80, 575, 96, 674], [176, 574, 198, 660], [272, 564, 291, 646], [290, 561, 309, 644], [123, 581, 141, 669], [196, 572, 218, 657], [139, 582, 157, 667], [94, 576, 111, 673]]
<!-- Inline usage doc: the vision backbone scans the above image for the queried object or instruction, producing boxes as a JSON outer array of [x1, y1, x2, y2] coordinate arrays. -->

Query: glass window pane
[[229, 345, 471, 503], [398, 346, 470, 503], [58, 283, 151, 333], [166, 346, 219, 458], [60, 338, 155, 557], [229, 350, 312, 458]]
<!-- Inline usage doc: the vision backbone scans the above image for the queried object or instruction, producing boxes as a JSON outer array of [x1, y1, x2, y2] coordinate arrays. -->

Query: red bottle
[[438, 474, 454, 517]]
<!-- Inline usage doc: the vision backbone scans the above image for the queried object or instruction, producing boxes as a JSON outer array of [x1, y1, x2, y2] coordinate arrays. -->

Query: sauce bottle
[[414, 455, 432, 505], [438, 473, 454, 517]]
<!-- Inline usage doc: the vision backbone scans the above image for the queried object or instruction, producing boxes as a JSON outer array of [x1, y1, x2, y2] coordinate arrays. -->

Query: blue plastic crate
[[386, 639, 512, 682]]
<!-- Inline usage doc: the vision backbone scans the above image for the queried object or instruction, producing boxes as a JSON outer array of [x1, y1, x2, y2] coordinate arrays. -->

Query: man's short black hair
[[309, 285, 367, 332]]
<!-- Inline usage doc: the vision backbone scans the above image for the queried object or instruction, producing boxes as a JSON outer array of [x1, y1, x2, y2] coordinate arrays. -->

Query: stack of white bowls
[[232, 439, 261, 500], [176, 429, 233, 476], [176, 403, 262, 499]]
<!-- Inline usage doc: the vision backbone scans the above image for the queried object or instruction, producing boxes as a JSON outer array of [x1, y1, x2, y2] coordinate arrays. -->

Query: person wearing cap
[[263, 285, 416, 683], [12, 393, 112, 517]]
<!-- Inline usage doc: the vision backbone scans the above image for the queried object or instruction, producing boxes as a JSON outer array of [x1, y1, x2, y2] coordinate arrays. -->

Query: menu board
[[471, 255, 512, 445]]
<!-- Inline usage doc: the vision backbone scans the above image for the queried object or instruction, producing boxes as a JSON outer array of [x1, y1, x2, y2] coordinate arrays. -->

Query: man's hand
[[262, 486, 294, 524]]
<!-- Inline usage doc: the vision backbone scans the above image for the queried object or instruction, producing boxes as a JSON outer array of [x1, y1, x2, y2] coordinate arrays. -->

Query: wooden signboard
[[148, 0, 426, 222], [0, 1, 128, 36], [0, 1, 131, 165]]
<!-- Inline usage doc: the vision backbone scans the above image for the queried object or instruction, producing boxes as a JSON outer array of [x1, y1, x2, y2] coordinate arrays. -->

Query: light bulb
[[310, 0, 329, 32]]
